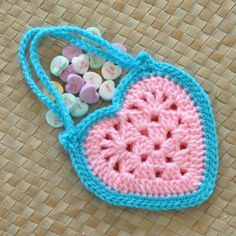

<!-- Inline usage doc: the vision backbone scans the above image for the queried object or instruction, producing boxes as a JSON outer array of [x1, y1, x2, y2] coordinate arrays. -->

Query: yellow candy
[[43, 81, 64, 101]]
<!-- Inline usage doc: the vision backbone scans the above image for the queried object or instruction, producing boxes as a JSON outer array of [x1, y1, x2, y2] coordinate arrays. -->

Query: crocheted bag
[[19, 26, 218, 210]]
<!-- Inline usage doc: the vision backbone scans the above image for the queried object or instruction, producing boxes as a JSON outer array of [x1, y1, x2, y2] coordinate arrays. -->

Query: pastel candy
[[70, 98, 89, 118], [83, 72, 102, 90], [50, 55, 69, 76], [46, 110, 63, 128], [62, 44, 82, 62], [72, 54, 89, 74], [79, 84, 100, 104], [61, 93, 76, 112], [88, 53, 106, 69], [65, 74, 84, 94], [82, 27, 101, 45], [99, 80, 116, 101], [112, 43, 127, 53], [59, 64, 75, 82], [43, 81, 64, 101], [102, 61, 122, 80], [86, 27, 101, 36]]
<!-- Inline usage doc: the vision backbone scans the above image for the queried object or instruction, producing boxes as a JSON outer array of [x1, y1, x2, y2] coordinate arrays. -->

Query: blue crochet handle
[[19, 26, 138, 130]]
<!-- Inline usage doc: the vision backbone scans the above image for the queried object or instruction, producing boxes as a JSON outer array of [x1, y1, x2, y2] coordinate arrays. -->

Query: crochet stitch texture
[[85, 76, 205, 196], [19, 26, 218, 210]]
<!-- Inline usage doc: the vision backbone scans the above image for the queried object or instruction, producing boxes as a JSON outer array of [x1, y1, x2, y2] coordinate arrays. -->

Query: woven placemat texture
[[1, 0, 236, 235]]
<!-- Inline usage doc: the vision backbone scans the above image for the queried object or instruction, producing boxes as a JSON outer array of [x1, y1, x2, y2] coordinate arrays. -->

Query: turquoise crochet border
[[19, 26, 218, 210], [59, 51, 218, 210]]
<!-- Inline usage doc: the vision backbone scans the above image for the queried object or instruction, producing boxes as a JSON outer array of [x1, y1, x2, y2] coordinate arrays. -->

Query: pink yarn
[[84, 76, 205, 196]]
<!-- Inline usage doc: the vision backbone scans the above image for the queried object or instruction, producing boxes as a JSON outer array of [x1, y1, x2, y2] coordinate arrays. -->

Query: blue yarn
[[19, 26, 138, 129], [19, 26, 218, 210]]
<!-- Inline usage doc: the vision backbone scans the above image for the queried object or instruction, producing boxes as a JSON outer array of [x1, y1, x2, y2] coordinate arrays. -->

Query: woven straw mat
[[0, 0, 236, 235]]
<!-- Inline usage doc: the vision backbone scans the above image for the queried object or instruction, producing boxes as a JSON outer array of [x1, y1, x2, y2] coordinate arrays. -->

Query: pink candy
[[65, 74, 84, 94], [59, 64, 75, 82], [79, 84, 100, 104], [112, 43, 127, 53], [62, 44, 82, 62]]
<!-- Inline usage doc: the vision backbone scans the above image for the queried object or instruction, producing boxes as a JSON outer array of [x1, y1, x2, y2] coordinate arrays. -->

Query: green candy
[[82, 27, 101, 46], [70, 98, 89, 118], [50, 55, 69, 76], [88, 52, 106, 69]]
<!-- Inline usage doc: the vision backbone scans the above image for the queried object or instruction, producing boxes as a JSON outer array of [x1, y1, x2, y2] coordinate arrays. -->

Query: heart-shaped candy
[[65, 74, 84, 94], [62, 44, 82, 62], [83, 72, 102, 90], [99, 80, 116, 101], [46, 110, 63, 128], [59, 64, 75, 82], [85, 27, 101, 36], [50, 56, 69, 76], [82, 27, 101, 46], [79, 84, 100, 104], [70, 98, 89, 118], [102, 61, 122, 80], [61, 93, 76, 112], [88, 53, 106, 69], [72, 54, 89, 74]]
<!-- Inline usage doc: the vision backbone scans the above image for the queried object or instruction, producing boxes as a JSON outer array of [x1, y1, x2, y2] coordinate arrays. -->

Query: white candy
[[99, 80, 116, 101], [70, 98, 89, 118], [46, 110, 63, 128], [86, 27, 101, 37], [71, 54, 89, 74], [102, 61, 122, 80], [83, 72, 102, 90], [61, 93, 76, 112]]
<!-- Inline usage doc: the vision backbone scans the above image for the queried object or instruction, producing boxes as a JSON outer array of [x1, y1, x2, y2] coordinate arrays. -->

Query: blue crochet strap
[[19, 26, 137, 130], [19, 28, 74, 129]]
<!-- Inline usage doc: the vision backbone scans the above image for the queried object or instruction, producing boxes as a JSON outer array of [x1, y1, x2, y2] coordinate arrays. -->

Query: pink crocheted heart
[[84, 76, 205, 196]]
